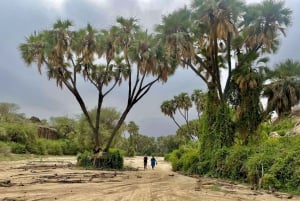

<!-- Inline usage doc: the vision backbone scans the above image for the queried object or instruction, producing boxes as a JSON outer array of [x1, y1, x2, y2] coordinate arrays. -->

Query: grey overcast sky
[[0, 0, 299, 137]]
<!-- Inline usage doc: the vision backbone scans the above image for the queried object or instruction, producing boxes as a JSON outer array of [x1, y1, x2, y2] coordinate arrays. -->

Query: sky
[[0, 0, 299, 137]]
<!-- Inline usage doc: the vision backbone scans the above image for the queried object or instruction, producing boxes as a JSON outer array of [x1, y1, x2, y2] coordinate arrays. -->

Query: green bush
[[0, 127, 8, 141], [60, 139, 79, 155], [77, 149, 124, 169], [94, 149, 124, 169], [168, 132, 300, 194], [168, 145, 201, 174], [77, 151, 93, 167], [6, 125, 28, 144], [209, 147, 229, 177], [269, 150, 300, 191], [169, 148, 184, 171], [181, 148, 200, 174], [46, 140, 63, 155], [126, 147, 135, 157], [10, 142, 26, 154], [0, 141, 11, 155], [26, 139, 47, 155], [262, 173, 281, 190]]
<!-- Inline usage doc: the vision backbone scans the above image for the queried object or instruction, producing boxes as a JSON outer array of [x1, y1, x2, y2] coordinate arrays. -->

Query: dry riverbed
[[0, 156, 298, 201]]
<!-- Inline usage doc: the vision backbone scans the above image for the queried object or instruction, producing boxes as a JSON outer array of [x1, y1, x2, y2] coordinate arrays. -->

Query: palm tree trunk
[[105, 106, 131, 152]]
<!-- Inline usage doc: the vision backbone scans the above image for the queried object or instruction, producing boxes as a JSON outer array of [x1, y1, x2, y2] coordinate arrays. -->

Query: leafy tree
[[263, 59, 300, 118], [156, 135, 181, 154], [135, 134, 156, 155], [0, 102, 24, 122], [49, 116, 76, 138], [176, 119, 201, 141], [20, 18, 174, 152], [126, 121, 139, 156]]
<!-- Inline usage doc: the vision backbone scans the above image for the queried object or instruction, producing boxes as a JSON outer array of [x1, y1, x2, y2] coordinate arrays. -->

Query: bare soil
[[0, 156, 298, 201]]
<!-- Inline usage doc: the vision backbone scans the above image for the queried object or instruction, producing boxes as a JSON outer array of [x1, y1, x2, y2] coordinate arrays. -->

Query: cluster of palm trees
[[157, 0, 299, 147]]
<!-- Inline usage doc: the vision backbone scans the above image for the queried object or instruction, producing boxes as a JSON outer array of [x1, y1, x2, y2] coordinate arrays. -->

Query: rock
[[269, 132, 280, 138]]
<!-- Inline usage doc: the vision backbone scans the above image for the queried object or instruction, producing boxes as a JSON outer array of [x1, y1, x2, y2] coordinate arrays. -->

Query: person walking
[[143, 155, 148, 170], [150, 156, 157, 170]]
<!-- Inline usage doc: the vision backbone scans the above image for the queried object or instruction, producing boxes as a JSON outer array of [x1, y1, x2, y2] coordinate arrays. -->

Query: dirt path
[[0, 156, 298, 201]]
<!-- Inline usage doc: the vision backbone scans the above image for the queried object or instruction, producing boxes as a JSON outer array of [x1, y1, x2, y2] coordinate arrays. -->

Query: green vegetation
[[167, 133, 300, 194], [0, 102, 179, 170]]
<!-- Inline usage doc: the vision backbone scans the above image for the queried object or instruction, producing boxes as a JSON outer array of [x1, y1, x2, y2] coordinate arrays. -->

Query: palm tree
[[161, 100, 181, 128], [242, 0, 292, 55], [174, 93, 192, 124], [20, 20, 105, 151], [191, 89, 206, 118], [263, 60, 300, 118], [20, 18, 174, 153]]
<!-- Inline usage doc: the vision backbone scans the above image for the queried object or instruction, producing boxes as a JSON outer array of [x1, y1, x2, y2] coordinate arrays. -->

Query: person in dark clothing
[[143, 155, 148, 170], [150, 156, 157, 170]]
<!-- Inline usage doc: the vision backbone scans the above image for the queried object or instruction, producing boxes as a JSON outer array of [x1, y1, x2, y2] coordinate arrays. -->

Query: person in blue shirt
[[150, 156, 157, 170]]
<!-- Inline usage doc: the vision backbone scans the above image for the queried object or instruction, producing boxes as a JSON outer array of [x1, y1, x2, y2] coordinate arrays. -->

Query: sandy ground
[[0, 156, 298, 201]]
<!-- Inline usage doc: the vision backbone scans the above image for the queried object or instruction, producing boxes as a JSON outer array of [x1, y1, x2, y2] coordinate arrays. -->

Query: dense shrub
[[26, 138, 46, 155], [168, 148, 184, 171], [45, 140, 63, 155], [268, 150, 300, 192], [94, 149, 124, 169], [126, 147, 135, 157], [6, 125, 28, 144], [77, 149, 124, 169], [77, 151, 93, 167], [223, 145, 252, 181], [262, 173, 281, 189], [60, 139, 79, 155], [0, 127, 8, 141], [209, 147, 229, 177], [10, 142, 26, 154], [4, 123, 38, 144], [169, 136, 300, 194], [0, 141, 11, 155], [168, 145, 200, 174], [180, 148, 199, 173]]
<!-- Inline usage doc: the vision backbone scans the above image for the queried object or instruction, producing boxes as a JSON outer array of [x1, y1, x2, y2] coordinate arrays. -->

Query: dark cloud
[[269, 0, 300, 66], [0, 0, 299, 136]]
